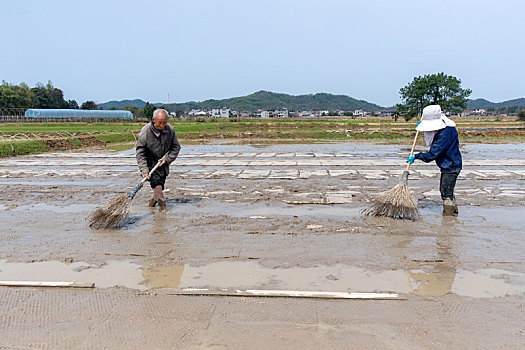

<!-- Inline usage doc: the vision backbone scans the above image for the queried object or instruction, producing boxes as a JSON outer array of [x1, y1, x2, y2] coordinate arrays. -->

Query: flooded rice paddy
[[1, 142, 524, 348]]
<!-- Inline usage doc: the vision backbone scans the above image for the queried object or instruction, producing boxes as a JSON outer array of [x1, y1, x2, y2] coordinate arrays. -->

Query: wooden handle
[[140, 152, 170, 184], [404, 115, 424, 171]]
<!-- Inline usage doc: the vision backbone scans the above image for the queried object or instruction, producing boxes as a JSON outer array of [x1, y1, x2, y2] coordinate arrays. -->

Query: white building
[[189, 109, 208, 117], [298, 111, 315, 117], [274, 108, 289, 118], [474, 109, 486, 115], [353, 109, 366, 117], [259, 110, 270, 118], [210, 108, 230, 118]]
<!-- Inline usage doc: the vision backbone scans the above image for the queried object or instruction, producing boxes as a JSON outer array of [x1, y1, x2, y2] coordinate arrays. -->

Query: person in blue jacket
[[407, 105, 462, 216]]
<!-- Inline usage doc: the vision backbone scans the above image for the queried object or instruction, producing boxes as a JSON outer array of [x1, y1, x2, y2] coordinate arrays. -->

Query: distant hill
[[99, 99, 162, 110], [467, 98, 525, 109], [100, 93, 525, 112], [166, 91, 384, 112]]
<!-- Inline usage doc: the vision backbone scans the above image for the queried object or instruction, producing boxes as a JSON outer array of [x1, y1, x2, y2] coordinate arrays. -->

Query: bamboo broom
[[362, 117, 423, 220], [89, 152, 169, 229]]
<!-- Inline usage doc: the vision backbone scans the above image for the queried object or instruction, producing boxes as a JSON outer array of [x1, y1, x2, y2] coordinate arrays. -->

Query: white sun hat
[[416, 105, 456, 131]]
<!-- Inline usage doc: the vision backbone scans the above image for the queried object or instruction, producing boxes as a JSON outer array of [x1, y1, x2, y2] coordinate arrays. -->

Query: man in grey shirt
[[136, 109, 181, 211]]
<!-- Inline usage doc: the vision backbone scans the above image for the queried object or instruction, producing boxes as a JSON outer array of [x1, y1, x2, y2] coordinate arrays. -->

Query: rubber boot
[[442, 198, 458, 216], [148, 198, 157, 207], [157, 198, 167, 212]]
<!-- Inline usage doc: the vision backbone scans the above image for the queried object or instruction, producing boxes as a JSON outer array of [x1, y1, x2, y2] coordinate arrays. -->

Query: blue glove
[[407, 155, 415, 164], [416, 121, 421, 127]]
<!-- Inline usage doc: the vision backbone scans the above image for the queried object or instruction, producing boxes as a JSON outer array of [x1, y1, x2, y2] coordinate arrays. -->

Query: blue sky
[[1, 0, 524, 106]]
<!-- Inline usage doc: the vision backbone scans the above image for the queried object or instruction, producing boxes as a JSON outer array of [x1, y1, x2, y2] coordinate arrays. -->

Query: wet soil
[[43, 135, 106, 150], [0, 143, 524, 349]]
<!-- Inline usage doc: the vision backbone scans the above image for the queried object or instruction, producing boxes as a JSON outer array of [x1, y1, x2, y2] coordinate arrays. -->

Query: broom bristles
[[89, 194, 131, 229], [362, 182, 420, 220]]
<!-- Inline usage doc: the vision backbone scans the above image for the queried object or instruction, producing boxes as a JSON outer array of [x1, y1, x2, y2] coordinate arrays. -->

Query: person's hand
[[407, 155, 415, 164], [142, 172, 150, 180], [158, 157, 166, 166]]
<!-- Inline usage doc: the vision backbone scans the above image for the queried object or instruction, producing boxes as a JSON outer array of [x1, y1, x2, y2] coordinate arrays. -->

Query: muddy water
[[1, 144, 524, 292], [1, 143, 525, 348], [1, 259, 524, 299]]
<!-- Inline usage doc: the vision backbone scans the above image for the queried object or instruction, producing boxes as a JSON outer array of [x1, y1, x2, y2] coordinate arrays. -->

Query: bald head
[[152, 109, 168, 130]]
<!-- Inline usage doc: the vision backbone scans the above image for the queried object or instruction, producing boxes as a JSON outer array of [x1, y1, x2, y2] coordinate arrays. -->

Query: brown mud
[[0, 143, 524, 349]]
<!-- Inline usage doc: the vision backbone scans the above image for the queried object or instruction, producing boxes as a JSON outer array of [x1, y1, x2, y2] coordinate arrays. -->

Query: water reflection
[[0, 259, 523, 298], [408, 265, 456, 297], [407, 215, 458, 296], [150, 212, 168, 234], [142, 265, 184, 289]]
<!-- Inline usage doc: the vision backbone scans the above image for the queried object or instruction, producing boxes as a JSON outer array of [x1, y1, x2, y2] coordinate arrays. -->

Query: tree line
[[4, 74, 503, 122], [1, 80, 162, 119], [0, 80, 98, 110]]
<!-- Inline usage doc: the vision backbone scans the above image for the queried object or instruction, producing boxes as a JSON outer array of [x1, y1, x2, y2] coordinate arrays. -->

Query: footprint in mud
[[111, 198, 202, 229], [417, 199, 442, 210], [166, 197, 202, 205], [118, 214, 149, 228]]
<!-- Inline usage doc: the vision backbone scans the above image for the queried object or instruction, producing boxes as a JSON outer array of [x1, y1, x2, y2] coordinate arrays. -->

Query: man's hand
[[142, 172, 151, 180], [158, 157, 167, 166]]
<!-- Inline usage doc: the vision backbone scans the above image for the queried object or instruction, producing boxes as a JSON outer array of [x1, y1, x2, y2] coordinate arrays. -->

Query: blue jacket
[[414, 126, 462, 173]]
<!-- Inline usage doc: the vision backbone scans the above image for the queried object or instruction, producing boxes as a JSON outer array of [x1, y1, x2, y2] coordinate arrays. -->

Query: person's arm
[[135, 130, 150, 176], [414, 128, 452, 163], [165, 127, 181, 165]]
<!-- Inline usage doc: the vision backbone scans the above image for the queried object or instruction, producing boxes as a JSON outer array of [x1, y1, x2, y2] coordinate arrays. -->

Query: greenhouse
[[24, 109, 133, 120]]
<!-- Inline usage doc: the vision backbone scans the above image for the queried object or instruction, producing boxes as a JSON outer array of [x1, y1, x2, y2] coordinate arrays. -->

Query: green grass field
[[0, 118, 523, 157]]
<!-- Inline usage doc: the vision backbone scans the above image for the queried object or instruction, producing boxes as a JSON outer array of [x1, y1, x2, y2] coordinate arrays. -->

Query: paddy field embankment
[[1, 117, 524, 157]]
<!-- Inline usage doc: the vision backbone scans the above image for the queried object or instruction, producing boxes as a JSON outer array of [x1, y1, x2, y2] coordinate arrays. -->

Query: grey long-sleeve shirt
[[136, 122, 181, 177]]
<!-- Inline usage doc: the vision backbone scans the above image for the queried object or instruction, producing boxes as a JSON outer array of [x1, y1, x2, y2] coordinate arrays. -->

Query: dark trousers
[[149, 172, 166, 190], [440, 172, 459, 200]]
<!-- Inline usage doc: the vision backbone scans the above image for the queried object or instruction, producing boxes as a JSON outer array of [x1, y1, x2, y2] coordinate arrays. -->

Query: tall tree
[[49, 88, 67, 108], [143, 102, 156, 119], [31, 83, 50, 108], [67, 100, 79, 109], [0, 81, 15, 108], [397, 73, 471, 120], [81, 100, 98, 110], [0, 82, 33, 108]]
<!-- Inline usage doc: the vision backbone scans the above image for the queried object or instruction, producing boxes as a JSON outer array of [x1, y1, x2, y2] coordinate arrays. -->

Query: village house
[[298, 111, 315, 117], [272, 108, 289, 118], [353, 109, 367, 117], [188, 109, 208, 118], [210, 108, 230, 118]]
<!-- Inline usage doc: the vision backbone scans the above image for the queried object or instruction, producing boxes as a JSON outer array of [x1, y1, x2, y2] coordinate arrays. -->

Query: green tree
[[67, 100, 79, 109], [48, 88, 67, 108], [0, 81, 15, 108], [518, 110, 525, 121], [81, 100, 98, 110], [122, 105, 138, 113], [143, 102, 156, 119], [397, 73, 471, 121], [31, 84, 50, 108], [0, 81, 34, 108]]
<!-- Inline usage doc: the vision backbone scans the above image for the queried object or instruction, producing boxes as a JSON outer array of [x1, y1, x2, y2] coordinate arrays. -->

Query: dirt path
[[0, 143, 524, 349]]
